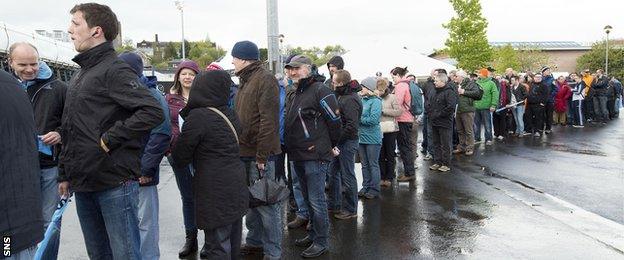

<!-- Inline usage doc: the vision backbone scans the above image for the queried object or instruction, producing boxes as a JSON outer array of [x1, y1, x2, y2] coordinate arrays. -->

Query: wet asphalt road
[[58, 117, 624, 259]]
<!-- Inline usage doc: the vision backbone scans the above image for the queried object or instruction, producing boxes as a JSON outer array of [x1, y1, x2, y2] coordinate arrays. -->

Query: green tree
[[491, 44, 520, 73], [187, 40, 226, 68], [286, 45, 346, 67], [115, 38, 136, 53], [179, 40, 191, 59], [443, 0, 492, 71], [577, 40, 624, 79], [516, 47, 550, 73], [163, 42, 179, 60], [259, 48, 268, 62]]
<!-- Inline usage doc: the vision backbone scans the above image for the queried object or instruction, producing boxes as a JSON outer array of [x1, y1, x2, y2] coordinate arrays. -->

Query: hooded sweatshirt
[[335, 80, 363, 143], [474, 77, 499, 110], [325, 56, 344, 86]]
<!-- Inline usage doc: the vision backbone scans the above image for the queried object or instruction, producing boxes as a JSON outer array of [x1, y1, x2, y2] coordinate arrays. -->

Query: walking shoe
[[287, 216, 309, 229], [178, 230, 198, 258], [464, 150, 474, 156], [545, 130, 552, 134], [533, 132, 541, 137], [423, 154, 433, 161], [294, 236, 313, 247], [452, 148, 464, 154], [438, 165, 451, 172], [397, 175, 415, 182], [334, 211, 358, 220], [429, 164, 441, 170], [497, 135, 504, 140], [301, 244, 328, 258], [380, 180, 392, 187], [240, 244, 263, 255], [485, 140, 493, 146]]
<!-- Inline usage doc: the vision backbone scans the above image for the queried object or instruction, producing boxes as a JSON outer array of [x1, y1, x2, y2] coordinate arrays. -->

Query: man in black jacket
[[428, 74, 458, 172], [58, 4, 163, 259], [9, 42, 67, 259], [284, 55, 341, 258], [525, 74, 549, 137], [0, 69, 43, 259], [592, 69, 610, 124]]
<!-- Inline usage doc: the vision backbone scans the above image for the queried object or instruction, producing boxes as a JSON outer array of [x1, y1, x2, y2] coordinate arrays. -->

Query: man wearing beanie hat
[[231, 40, 283, 260], [284, 54, 341, 258], [119, 51, 172, 260], [325, 55, 344, 87], [473, 68, 499, 145]]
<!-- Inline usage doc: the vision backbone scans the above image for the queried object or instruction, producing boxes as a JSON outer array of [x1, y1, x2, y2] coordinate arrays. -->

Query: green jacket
[[456, 78, 482, 113], [474, 77, 499, 110]]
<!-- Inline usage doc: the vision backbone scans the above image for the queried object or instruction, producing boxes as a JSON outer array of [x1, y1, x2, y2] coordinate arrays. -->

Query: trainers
[[429, 164, 441, 170], [423, 154, 433, 161], [485, 140, 493, 146], [334, 211, 358, 220], [287, 216, 309, 229], [533, 132, 541, 137], [497, 136, 504, 140], [464, 150, 474, 156], [397, 175, 415, 182], [438, 165, 451, 172]]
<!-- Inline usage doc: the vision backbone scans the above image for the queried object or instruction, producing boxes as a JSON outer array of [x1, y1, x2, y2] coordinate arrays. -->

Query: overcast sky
[[2, 0, 623, 54]]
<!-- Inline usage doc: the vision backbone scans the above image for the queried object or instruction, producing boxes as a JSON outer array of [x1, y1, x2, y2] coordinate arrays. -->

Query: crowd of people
[[2, 3, 623, 260]]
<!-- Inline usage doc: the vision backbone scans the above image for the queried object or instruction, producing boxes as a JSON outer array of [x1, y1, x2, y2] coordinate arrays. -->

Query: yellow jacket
[[582, 75, 593, 96]]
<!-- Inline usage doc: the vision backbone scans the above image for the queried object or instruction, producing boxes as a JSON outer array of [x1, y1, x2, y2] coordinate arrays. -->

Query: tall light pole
[[604, 25, 612, 75], [175, 0, 186, 60], [266, 0, 280, 74]]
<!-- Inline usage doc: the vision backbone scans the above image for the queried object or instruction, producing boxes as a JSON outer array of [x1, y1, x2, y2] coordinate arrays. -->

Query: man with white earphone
[[58, 3, 164, 259]]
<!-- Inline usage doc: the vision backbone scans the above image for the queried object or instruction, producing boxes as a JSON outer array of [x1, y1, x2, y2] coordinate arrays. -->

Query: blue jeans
[[290, 161, 309, 219], [474, 109, 493, 142], [39, 166, 61, 259], [292, 160, 330, 248], [243, 160, 282, 259], [138, 185, 159, 260], [593, 96, 609, 123], [203, 218, 242, 260], [167, 155, 196, 232], [9, 245, 37, 260], [358, 144, 382, 197], [328, 139, 358, 214], [512, 106, 525, 134], [75, 181, 141, 260]]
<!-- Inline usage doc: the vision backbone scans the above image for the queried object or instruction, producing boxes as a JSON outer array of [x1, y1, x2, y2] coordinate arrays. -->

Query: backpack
[[408, 81, 424, 116], [474, 84, 484, 101]]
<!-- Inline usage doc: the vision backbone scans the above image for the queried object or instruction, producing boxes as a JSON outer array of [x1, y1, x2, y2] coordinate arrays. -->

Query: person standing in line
[[165, 60, 201, 258], [510, 75, 529, 136], [377, 77, 403, 187], [452, 70, 481, 156], [570, 73, 586, 128], [390, 67, 417, 182], [525, 74, 550, 137], [493, 77, 512, 140], [473, 68, 499, 145], [428, 74, 458, 172], [541, 67, 557, 133], [325, 55, 344, 87], [553, 76, 572, 126], [357, 77, 383, 199]]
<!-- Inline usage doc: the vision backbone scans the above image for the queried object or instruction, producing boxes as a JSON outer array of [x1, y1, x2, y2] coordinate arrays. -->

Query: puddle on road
[[547, 143, 607, 156]]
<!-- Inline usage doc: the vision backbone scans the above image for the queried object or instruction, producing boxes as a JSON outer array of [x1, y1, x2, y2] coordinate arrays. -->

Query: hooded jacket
[[474, 77, 499, 110], [324, 56, 344, 86], [334, 80, 363, 143], [234, 61, 282, 163], [172, 70, 248, 230], [0, 70, 44, 254], [284, 73, 342, 162], [592, 75, 610, 96], [359, 94, 383, 145], [380, 90, 402, 133], [57, 42, 164, 192], [427, 83, 458, 129], [456, 78, 482, 114], [22, 61, 67, 169], [527, 81, 549, 105], [554, 81, 572, 113]]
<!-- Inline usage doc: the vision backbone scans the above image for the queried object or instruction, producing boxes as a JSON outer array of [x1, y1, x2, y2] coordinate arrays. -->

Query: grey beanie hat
[[361, 77, 377, 91]]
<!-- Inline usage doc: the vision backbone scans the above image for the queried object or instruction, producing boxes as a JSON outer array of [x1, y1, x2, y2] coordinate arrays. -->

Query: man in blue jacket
[[541, 67, 557, 133], [119, 51, 172, 260]]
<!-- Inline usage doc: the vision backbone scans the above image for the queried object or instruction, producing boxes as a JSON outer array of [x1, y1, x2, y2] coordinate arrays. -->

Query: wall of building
[[545, 50, 589, 73]]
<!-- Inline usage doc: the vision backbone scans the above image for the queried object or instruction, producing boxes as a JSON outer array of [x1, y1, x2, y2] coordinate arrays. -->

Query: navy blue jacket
[[140, 75, 172, 186]]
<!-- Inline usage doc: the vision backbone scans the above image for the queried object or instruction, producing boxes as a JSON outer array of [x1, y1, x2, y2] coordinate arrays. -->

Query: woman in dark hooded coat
[[172, 70, 248, 259]]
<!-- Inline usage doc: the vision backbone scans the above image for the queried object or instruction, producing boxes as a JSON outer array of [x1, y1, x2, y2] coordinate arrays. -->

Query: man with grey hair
[[426, 73, 458, 172], [9, 42, 67, 259], [284, 55, 341, 258], [453, 70, 481, 156]]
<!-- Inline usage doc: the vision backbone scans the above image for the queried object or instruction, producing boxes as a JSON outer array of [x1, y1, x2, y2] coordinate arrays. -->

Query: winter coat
[[427, 83, 458, 129], [140, 75, 172, 186], [380, 92, 402, 133], [324, 56, 344, 86], [394, 79, 414, 122], [166, 93, 186, 152], [497, 81, 513, 108], [582, 75, 594, 96], [22, 61, 67, 169], [335, 80, 363, 143], [592, 75, 610, 96], [474, 77, 499, 110], [554, 82, 572, 113], [456, 78, 481, 114], [234, 61, 281, 163], [542, 74, 557, 104], [284, 74, 342, 162], [171, 70, 248, 230], [359, 95, 382, 145], [527, 82, 549, 105], [0, 70, 44, 254], [512, 83, 529, 104], [58, 42, 164, 192], [572, 81, 586, 101]]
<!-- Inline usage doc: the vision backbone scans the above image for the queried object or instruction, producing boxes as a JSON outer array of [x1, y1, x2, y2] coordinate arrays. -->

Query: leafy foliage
[[443, 0, 492, 71], [577, 40, 624, 79]]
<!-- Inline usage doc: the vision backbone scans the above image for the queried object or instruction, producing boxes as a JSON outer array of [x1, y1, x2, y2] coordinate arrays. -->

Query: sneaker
[[533, 132, 541, 137], [437, 165, 451, 172], [334, 211, 358, 220], [497, 136, 504, 140], [485, 140, 493, 146], [573, 125, 584, 128], [429, 164, 441, 170], [545, 130, 552, 134], [423, 154, 433, 161], [397, 175, 415, 182], [464, 150, 474, 156]]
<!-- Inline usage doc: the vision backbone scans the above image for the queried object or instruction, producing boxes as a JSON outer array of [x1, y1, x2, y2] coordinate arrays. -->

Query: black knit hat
[[231, 40, 259, 60]]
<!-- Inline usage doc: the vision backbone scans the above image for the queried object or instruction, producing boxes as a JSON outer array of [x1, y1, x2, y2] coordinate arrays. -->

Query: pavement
[[58, 117, 624, 259]]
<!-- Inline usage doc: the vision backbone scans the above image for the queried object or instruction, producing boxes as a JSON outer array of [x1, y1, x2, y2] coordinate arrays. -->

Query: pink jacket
[[394, 80, 414, 122]]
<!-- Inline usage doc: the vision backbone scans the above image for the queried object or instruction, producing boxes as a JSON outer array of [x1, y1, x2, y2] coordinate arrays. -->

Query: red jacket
[[554, 82, 572, 113]]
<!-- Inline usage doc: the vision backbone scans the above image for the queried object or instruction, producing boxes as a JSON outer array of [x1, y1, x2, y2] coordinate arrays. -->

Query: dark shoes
[[301, 244, 328, 258], [287, 216, 309, 229], [295, 236, 313, 247], [178, 230, 198, 258], [334, 211, 358, 220], [240, 244, 264, 255], [397, 175, 415, 182]]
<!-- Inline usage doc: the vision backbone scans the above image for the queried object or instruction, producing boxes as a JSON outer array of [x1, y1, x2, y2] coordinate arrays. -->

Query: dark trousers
[[202, 218, 242, 260], [432, 126, 452, 166], [421, 114, 428, 152], [593, 96, 609, 123], [525, 104, 545, 133], [379, 132, 398, 181], [493, 111, 509, 137], [584, 97, 594, 121], [572, 100, 584, 126], [397, 122, 416, 176], [275, 146, 294, 201], [544, 103, 554, 130], [607, 99, 616, 119]]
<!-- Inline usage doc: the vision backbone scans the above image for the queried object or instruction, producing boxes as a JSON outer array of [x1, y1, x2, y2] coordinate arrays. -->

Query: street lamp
[[175, 0, 186, 60], [604, 25, 612, 75], [279, 34, 285, 70]]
